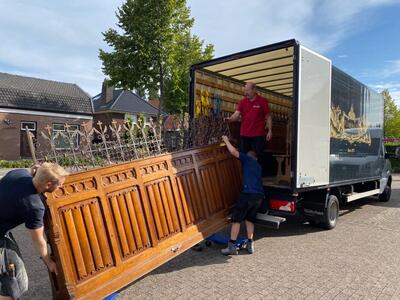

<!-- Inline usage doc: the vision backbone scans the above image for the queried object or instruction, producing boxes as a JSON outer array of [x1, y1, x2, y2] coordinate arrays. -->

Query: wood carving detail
[[102, 169, 137, 186], [59, 198, 114, 282], [140, 162, 168, 176], [195, 150, 215, 162], [107, 187, 152, 259], [53, 177, 97, 199], [172, 155, 193, 168]]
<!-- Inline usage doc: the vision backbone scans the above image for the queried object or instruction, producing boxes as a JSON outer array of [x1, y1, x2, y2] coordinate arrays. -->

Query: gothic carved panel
[[107, 187, 152, 259], [53, 177, 97, 199], [140, 161, 168, 176], [101, 169, 137, 187], [59, 198, 114, 282]]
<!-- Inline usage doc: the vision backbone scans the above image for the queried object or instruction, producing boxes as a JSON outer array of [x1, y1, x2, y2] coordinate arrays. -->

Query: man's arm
[[30, 227, 58, 275], [226, 110, 241, 122], [265, 114, 272, 141], [222, 135, 239, 158]]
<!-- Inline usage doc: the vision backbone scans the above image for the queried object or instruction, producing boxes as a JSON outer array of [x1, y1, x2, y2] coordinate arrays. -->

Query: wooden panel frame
[[44, 144, 241, 299]]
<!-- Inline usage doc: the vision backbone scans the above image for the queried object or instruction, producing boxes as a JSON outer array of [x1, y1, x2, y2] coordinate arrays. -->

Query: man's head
[[247, 150, 257, 160], [32, 163, 69, 193], [245, 82, 257, 99]]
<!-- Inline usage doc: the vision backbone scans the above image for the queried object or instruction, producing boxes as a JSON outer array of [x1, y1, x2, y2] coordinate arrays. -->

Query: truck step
[[344, 189, 380, 202], [256, 213, 286, 229]]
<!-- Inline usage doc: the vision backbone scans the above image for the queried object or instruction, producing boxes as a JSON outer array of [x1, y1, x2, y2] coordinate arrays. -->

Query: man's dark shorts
[[0, 233, 28, 299], [240, 136, 266, 159], [231, 192, 264, 223]]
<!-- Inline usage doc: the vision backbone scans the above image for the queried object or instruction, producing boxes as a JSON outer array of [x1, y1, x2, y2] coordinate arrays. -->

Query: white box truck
[[189, 39, 399, 229]]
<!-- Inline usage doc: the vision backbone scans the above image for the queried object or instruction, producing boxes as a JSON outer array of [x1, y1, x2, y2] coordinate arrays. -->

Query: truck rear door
[[296, 46, 332, 188]]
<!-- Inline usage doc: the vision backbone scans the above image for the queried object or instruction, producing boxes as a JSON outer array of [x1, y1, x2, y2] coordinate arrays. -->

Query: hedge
[[0, 160, 33, 168]]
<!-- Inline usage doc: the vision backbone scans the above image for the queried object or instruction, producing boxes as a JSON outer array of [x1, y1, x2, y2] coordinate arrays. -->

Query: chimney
[[149, 99, 160, 109], [102, 79, 114, 103]]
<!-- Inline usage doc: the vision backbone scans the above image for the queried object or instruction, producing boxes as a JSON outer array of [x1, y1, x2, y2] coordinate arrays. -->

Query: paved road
[[12, 175, 400, 299]]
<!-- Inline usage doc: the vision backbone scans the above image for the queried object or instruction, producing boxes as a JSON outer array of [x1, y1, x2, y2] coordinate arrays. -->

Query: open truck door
[[295, 46, 332, 188]]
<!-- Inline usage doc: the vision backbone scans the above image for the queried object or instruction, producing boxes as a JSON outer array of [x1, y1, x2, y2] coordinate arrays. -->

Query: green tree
[[99, 0, 214, 115], [383, 89, 400, 138], [164, 32, 213, 113]]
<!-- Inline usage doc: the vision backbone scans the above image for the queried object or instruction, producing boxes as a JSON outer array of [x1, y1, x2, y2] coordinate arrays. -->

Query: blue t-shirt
[[0, 169, 45, 237], [239, 152, 264, 196]]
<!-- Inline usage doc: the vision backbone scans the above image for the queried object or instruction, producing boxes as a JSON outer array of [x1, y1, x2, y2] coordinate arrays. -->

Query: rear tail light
[[269, 198, 296, 213]]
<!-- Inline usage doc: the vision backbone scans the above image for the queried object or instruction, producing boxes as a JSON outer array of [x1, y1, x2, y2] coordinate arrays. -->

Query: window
[[52, 123, 80, 149], [125, 113, 138, 123], [20, 121, 36, 131]]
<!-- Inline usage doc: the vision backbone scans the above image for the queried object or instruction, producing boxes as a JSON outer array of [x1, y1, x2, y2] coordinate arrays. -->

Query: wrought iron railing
[[27, 115, 230, 172]]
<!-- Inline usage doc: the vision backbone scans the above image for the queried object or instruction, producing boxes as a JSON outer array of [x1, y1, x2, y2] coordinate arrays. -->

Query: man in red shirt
[[226, 82, 272, 158]]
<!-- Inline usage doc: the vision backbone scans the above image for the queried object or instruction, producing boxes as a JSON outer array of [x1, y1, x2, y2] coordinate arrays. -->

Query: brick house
[[0, 72, 93, 160], [92, 81, 159, 130]]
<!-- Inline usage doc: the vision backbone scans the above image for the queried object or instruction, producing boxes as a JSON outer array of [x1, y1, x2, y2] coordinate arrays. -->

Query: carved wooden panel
[[144, 178, 181, 240], [44, 144, 241, 300], [59, 198, 114, 282], [107, 186, 152, 259]]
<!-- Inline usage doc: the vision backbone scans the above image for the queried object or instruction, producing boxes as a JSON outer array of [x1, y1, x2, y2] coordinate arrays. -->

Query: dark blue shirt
[[239, 152, 264, 196], [0, 169, 44, 237]]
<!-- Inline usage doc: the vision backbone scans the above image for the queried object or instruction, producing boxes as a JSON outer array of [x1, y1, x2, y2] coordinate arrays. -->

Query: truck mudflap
[[299, 201, 326, 220]]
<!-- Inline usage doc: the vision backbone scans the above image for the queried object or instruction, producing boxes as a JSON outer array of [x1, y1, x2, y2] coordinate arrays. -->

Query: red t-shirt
[[237, 94, 270, 137]]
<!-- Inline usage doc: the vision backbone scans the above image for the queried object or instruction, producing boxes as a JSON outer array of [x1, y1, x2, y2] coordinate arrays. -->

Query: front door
[[20, 121, 37, 158]]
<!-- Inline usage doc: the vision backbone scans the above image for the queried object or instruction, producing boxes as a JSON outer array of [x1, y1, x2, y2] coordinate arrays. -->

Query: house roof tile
[[92, 90, 159, 116], [0, 72, 93, 115]]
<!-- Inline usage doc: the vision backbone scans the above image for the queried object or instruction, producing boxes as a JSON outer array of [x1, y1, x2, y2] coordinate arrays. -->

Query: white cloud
[[0, 0, 124, 96], [371, 82, 400, 107], [0, 0, 399, 97], [370, 60, 400, 108], [188, 0, 400, 55], [380, 60, 400, 78]]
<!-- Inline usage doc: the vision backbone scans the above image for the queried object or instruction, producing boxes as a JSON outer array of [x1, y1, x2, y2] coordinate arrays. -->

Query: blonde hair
[[35, 162, 69, 183]]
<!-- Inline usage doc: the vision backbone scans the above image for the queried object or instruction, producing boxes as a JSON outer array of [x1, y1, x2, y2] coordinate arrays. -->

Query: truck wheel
[[379, 184, 391, 202], [321, 195, 339, 229]]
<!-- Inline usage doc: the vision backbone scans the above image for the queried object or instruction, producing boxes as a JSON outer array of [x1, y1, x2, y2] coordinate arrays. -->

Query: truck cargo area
[[190, 40, 296, 189]]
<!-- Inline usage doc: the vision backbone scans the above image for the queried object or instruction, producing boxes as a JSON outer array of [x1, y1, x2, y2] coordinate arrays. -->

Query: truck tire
[[321, 195, 339, 229], [379, 184, 391, 202]]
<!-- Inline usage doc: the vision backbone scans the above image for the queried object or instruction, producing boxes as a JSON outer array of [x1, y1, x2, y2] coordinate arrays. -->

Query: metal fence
[[28, 115, 230, 172]]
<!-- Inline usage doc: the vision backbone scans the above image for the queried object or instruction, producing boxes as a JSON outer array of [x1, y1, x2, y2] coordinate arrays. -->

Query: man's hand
[[30, 164, 41, 177], [30, 227, 59, 276], [42, 256, 59, 275], [227, 111, 241, 123], [266, 130, 272, 141], [222, 135, 239, 158]]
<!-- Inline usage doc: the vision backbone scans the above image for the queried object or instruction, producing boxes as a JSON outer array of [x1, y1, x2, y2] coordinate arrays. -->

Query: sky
[[0, 0, 399, 107]]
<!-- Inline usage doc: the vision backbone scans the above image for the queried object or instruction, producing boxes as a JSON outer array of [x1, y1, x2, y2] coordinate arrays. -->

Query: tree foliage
[[99, 0, 214, 114], [164, 32, 213, 113], [383, 89, 400, 138]]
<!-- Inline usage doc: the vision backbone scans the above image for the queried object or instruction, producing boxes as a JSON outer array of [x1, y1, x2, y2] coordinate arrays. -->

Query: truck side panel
[[329, 67, 385, 183]]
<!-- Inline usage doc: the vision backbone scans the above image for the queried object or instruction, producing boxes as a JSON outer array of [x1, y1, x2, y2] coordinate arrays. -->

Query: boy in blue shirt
[[221, 135, 265, 255]]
